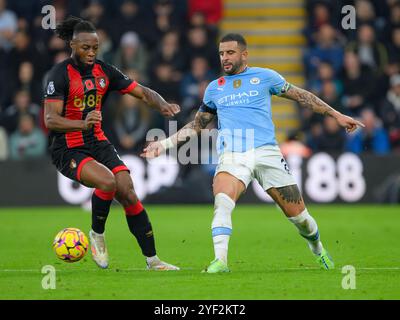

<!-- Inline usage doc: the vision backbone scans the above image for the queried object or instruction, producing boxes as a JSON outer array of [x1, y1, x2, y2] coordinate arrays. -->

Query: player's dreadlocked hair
[[55, 16, 96, 42]]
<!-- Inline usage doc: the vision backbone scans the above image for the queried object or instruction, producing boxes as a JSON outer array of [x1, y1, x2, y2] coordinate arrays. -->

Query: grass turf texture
[[0, 205, 399, 300]]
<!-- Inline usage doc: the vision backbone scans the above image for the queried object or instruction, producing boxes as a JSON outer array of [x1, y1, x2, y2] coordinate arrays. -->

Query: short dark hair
[[55, 16, 96, 42], [219, 33, 247, 49]]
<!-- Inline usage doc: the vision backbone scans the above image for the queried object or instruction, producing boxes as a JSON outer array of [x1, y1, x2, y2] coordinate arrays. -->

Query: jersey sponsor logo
[[217, 90, 259, 106], [233, 79, 241, 88], [47, 81, 55, 95], [218, 77, 226, 86], [73, 94, 103, 111], [250, 77, 260, 85]]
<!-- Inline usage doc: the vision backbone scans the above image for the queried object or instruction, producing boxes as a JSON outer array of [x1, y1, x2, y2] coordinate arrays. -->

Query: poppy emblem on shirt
[[233, 79, 241, 88], [85, 80, 94, 91], [218, 77, 226, 86]]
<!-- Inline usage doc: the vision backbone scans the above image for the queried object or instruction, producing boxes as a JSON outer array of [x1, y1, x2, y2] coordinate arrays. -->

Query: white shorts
[[214, 145, 296, 190]]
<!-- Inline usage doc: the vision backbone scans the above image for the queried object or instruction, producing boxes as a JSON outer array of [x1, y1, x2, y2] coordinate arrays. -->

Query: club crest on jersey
[[218, 77, 226, 86], [96, 77, 106, 89], [47, 81, 55, 95], [233, 79, 241, 88], [250, 77, 260, 85]]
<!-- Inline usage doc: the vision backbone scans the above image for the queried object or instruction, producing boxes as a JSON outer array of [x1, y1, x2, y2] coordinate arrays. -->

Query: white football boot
[[146, 256, 180, 271], [89, 230, 109, 269]]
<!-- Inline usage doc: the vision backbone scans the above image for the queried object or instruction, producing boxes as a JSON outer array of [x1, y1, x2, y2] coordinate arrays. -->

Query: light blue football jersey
[[200, 66, 289, 154]]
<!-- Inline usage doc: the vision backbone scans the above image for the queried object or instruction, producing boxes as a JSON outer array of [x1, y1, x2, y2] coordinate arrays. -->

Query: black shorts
[[51, 140, 129, 184]]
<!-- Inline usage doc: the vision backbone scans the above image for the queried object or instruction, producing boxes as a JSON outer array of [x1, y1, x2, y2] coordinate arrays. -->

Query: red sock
[[124, 200, 144, 216]]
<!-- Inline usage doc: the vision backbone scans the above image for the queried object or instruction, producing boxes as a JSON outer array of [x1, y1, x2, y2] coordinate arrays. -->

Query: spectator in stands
[[12, 61, 42, 105], [308, 61, 343, 97], [381, 0, 400, 45], [7, 30, 49, 86], [177, 77, 210, 127], [150, 30, 186, 80], [112, 94, 151, 154], [0, 89, 41, 134], [113, 31, 148, 82], [96, 28, 114, 63], [354, 0, 386, 37], [6, 0, 43, 25], [151, 0, 182, 38], [320, 81, 342, 113], [387, 27, 400, 65], [341, 50, 377, 116], [81, 0, 110, 30], [0, 44, 5, 107], [180, 56, 214, 121], [0, 126, 8, 160], [380, 74, 400, 152], [149, 62, 180, 104], [346, 108, 390, 155], [280, 131, 312, 158], [310, 116, 346, 153], [303, 1, 335, 45], [303, 24, 344, 79], [300, 77, 342, 137], [3, 32, 41, 106], [0, 0, 17, 52], [188, 11, 218, 44], [111, 0, 145, 47], [185, 26, 219, 71], [188, 0, 223, 26], [346, 24, 388, 75], [47, 33, 68, 62], [9, 114, 46, 160]]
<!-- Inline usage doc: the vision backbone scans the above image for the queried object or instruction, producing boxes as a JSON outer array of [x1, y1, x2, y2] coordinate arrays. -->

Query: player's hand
[[335, 113, 365, 133], [159, 103, 180, 118], [140, 141, 165, 159], [84, 110, 102, 130]]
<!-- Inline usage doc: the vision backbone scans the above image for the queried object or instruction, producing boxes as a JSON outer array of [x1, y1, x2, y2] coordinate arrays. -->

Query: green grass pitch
[[0, 205, 399, 300]]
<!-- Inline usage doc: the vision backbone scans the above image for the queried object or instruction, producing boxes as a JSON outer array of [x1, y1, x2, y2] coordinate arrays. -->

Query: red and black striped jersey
[[43, 58, 137, 149]]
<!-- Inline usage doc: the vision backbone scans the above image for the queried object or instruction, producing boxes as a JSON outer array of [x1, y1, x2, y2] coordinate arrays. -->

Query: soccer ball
[[53, 228, 89, 263]]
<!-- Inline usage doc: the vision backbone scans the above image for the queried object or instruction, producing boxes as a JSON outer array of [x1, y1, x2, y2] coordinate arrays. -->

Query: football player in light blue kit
[[142, 34, 364, 273]]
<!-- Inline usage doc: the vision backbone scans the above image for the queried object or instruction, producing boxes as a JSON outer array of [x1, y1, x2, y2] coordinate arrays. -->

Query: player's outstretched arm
[[280, 84, 365, 133], [140, 110, 215, 158], [128, 83, 180, 118], [44, 100, 101, 132]]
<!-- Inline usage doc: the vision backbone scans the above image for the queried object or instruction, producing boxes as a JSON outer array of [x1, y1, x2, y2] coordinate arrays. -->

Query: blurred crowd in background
[[0, 0, 399, 162], [293, 0, 400, 157]]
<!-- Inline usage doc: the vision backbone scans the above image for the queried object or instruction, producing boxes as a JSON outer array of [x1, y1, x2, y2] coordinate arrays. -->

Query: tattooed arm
[[140, 111, 215, 158], [128, 83, 180, 117], [174, 110, 215, 146], [281, 84, 364, 133]]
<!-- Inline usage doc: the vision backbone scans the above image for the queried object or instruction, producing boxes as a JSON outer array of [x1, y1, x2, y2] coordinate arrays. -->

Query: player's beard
[[223, 59, 243, 75]]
